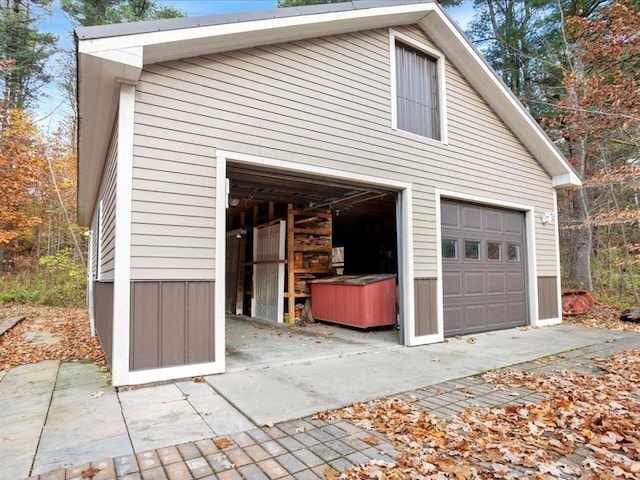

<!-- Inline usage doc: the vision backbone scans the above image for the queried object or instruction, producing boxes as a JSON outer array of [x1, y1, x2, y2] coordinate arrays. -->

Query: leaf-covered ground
[[316, 350, 640, 479], [563, 304, 640, 333], [0, 304, 105, 371]]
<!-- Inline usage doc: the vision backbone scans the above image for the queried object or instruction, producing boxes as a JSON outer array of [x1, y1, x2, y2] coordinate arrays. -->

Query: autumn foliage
[[0, 103, 85, 305], [0, 108, 44, 246], [555, 1, 640, 298]]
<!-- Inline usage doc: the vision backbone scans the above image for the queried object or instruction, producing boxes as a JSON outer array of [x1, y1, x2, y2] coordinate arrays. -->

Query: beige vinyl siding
[[131, 26, 558, 279], [95, 124, 118, 281], [131, 125, 215, 280]]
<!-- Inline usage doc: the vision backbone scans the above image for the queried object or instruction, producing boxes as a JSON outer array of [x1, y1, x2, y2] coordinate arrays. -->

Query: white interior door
[[251, 221, 286, 322]]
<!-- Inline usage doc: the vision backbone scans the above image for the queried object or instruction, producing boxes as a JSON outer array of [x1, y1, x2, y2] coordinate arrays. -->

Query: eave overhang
[[76, 0, 580, 225]]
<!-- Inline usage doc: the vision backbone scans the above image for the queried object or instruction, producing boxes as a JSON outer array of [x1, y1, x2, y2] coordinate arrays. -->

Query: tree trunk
[[569, 188, 592, 290]]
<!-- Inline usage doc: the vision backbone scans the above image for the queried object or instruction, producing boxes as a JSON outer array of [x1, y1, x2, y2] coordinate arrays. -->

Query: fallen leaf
[[214, 437, 233, 449], [193, 376, 205, 383], [81, 467, 101, 478], [363, 435, 380, 446], [322, 467, 340, 479], [91, 391, 104, 399]]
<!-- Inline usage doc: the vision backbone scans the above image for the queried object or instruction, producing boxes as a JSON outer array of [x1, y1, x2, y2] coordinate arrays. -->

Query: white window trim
[[389, 28, 449, 145], [96, 200, 103, 281]]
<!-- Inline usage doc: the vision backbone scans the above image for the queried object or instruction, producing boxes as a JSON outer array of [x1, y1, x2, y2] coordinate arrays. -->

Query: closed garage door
[[441, 201, 527, 336]]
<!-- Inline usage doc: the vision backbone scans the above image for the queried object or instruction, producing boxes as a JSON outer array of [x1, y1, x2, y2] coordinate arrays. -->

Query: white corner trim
[[125, 361, 225, 387], [435, 191, 444, 336], [411, 333, 443, 346], [400, 186, 416, 346], [87, 229, 95, 337], [525, 203, 539, 327], [96, 200, 103, 280], [536, 317, 562, 327], [111, 83, 135, 387], [553, 189, 563, 323], [214, 151, 228, 372], [389, 28, 449, 145]]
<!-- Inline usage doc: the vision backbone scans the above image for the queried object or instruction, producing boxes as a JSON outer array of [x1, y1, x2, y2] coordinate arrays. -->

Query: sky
[[34, 0, 475, 132]]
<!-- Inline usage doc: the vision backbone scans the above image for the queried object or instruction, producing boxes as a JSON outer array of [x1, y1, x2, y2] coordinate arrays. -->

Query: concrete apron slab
[[0, 360, 59, 480], [207, 324, 635, 426], [31, 362, 132, 476]]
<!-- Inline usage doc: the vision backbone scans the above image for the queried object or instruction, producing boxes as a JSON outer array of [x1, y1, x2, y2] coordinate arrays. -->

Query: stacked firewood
[[294, 234, 331, 248]]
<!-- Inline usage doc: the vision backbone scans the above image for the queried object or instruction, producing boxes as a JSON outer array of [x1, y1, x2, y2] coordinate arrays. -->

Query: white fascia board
[[78, 3, 436, 64], [79, 45, 143, 71], [552, 171, 582, 188], [419, 11, 581, 188]]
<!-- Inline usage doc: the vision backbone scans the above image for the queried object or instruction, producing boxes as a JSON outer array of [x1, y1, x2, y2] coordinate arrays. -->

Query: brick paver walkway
[[25, 335, 638, 480]]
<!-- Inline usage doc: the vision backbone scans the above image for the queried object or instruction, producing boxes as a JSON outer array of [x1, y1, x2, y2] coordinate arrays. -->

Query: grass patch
[[0, 252, 86, 308]]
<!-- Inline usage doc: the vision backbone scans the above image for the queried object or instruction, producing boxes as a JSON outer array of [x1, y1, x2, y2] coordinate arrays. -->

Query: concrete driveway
[[0, 322, 637, 479]]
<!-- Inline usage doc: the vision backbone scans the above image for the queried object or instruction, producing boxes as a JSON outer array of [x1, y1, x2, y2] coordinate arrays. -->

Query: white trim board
[[111, 83, 135, 387]]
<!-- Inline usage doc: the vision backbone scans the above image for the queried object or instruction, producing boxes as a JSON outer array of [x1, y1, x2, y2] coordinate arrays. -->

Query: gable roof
[[76, 0, 580, 224]]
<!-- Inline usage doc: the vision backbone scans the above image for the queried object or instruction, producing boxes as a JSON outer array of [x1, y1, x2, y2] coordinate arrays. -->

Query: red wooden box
[[310, 274, 396, 328]]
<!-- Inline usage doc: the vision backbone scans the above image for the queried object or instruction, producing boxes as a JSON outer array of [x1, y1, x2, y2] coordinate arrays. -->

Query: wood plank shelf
[[287, 204, 332, 319]]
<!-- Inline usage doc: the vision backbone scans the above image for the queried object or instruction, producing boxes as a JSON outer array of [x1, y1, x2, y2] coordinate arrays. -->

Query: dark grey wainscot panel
[[414, 278, 438, 336], [537, 276, 559, 320], [94, 281, 114, 365], [130, 281, 215, 371]]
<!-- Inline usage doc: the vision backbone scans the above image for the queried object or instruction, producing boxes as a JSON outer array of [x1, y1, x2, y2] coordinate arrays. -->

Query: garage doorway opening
[[223, 160, 406, 368]]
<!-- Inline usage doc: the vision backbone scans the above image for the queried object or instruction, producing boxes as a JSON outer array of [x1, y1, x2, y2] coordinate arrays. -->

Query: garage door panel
[[441, 203, 460, 228], [487, 303, 508, 326], [442, 200, 527, 336], [505, 213, 523, 234], [462, 207, 483, 230], [487, 272, 506, 294], [464, 272, 484, 295], [485, 211, 503, 232], [443, 272, 462, 295], [443, 306, 463, 332], [508, 302, 526, 322], [507, 272, 525, 293], [463, 304, 486, 327]]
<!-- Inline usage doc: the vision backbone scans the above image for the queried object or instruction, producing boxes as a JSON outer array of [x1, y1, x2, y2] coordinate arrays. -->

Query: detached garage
[[75, 0, 581, 386]]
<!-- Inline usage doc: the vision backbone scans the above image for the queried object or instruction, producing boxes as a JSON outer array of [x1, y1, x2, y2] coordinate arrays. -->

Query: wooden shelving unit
[[286, 204, 332, 319]]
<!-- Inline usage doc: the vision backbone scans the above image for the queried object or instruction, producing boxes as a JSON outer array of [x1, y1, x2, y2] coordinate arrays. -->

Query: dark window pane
[[442, 239, 458, 259], [465, 240, 480, 260]]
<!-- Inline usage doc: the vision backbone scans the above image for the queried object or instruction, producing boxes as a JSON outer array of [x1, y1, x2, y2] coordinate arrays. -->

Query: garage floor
[[225, 315, 399, 372]]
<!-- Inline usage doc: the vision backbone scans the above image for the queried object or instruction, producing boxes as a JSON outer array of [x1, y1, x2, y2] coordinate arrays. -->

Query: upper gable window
[[391, 30, 446, 143]]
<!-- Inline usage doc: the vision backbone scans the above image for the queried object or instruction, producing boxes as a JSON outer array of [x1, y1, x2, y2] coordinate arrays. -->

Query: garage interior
[[224, 164, 401, 368]]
